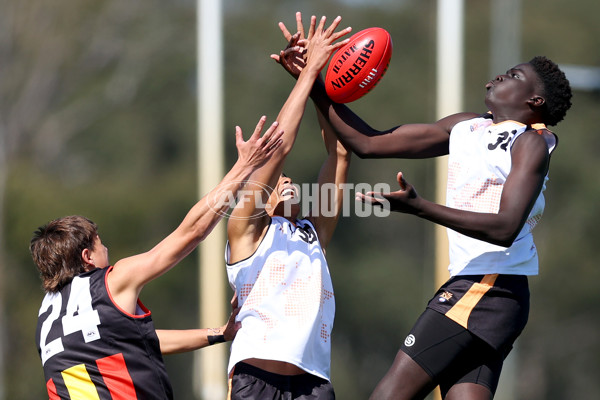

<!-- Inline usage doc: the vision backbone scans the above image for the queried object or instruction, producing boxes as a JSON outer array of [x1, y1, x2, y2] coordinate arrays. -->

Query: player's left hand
[[356, 172, 420, 214], [235, 116, 284, 169], [271, 12, 351, 79], [270, 12, 317, 78], [270, 32, 306, 78]]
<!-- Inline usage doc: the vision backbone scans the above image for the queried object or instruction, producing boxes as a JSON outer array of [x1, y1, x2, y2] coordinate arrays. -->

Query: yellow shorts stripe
[[445, 274, 499, 329]]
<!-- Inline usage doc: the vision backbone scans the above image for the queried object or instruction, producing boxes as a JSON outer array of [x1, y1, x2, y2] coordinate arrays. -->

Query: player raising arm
[[225, 15, 351, 400], [32, 119, 282, 400], [278, 11, 573, 400]]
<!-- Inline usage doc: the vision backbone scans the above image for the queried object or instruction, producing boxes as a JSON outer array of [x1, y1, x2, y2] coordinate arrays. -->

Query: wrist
[[207, 327, 226, 345], [208, 334, 225, 345], [231, 159, 255, 180], [299, 65, 322, 81], [410, 196, 427, 216]]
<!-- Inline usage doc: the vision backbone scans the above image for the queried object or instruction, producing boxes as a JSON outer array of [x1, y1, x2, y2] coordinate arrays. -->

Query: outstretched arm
[[357, 131, 550, 246], [227, 16, 352, 264], [307, 105, 351, 251], [106, 120, 283, 315], [156, 295, 241, 354], [272, 12, 474, 160], [310, 82, 475, 159]]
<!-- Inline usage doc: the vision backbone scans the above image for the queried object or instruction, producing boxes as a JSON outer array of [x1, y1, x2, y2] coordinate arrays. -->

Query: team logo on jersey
[[404, 334, 416, 347], [469, 118, 493, 133], [438, 291, 453, 303], [296, 224, 318, 244]]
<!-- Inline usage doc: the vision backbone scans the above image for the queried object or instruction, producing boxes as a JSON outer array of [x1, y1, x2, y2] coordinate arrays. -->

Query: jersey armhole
[[226, 217, 273, 267], [104, 266, 151, 318]]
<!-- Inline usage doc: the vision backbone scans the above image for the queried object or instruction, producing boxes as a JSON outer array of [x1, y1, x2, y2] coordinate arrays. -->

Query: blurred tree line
[[1, 0, 599, 399]]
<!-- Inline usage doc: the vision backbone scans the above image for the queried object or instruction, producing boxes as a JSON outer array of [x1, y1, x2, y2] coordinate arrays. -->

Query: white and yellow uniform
[[226, 216, 335, 381], [446, 115, 557, 277]]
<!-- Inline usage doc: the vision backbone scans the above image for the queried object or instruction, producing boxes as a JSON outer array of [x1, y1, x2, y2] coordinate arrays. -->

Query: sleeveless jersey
[[446, 115, 557, 276], [36, 266, 173, 399], [225, 217, 335, 381]]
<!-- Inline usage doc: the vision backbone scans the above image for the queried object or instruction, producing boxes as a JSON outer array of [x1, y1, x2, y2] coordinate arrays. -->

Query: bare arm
[[311, 81, 478, 159], [156, 297, 241, 354], [107, 120, 283, 314], [272, 13, 473, 160], [357, 131, 550, 246], [227, 16, 352, 264], [307, 106, 351, 250]]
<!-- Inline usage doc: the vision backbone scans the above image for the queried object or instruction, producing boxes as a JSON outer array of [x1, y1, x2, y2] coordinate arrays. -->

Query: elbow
[[352, 144, 378, 159], [354, 149, 371, 159], [492, 237, 516, 248], [273, 143, 294, 160], [488, 226, 520, 248], [346, 132, 386, 159]]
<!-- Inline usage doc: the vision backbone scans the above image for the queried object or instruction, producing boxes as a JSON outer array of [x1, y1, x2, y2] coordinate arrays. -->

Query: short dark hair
[[30, 216, 98, 293], [529, 56, 572, 126]]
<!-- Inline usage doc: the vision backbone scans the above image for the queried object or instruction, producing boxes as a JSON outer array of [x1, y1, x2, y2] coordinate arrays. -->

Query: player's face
[[89, 235, 110, 269], [266, 174, 301, 219], [484, 62, 541, 112]]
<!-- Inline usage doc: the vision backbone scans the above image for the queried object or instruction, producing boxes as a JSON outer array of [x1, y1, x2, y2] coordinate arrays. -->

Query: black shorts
[[427, 274, 530, 355], [400, 308, 504, 396], [228, 362, 335, 400]]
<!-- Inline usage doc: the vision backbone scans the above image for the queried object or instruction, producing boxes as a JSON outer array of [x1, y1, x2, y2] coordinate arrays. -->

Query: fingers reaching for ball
[[303, 16, 352, 75], [235, 116, 284, 169]]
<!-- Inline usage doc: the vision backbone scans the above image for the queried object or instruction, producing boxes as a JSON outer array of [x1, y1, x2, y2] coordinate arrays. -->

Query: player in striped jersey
[[32, 119, 283, 399]]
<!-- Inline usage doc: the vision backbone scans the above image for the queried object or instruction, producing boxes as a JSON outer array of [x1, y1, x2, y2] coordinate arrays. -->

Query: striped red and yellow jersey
[[36, 266, 173, 399]]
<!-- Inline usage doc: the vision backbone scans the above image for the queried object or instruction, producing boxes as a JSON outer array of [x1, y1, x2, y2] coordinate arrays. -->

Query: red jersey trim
[[104, 266, 151, 318]]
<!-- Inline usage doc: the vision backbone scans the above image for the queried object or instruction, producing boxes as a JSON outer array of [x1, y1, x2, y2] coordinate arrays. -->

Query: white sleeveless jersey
[[225, 217, 335, 381], [446, 115, 557, 277]]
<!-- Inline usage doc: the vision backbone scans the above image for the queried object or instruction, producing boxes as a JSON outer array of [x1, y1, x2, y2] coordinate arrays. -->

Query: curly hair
[[30, 216, 98, 293], [529, 56, 572, 126]]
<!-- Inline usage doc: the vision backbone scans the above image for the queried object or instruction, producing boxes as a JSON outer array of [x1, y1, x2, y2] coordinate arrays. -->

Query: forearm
[[309, 107, 351, 248], [139, 160, 258, 281], [408, 198, 524, 247], [310, 80, 383, 158], [181, 160, 256, 241], [275, 67, 322, 154], [156, 328, 226, 355], [405, 142, 545, 246], [311, 81, 462, 159]]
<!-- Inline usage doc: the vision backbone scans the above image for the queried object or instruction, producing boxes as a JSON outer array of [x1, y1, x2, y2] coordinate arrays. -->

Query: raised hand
[[270, 12, 317, 78], [270, 32, 306, 78], [235, 116, 284, 169], [303, 15, 352, 76], [271, 12, 350, 79]]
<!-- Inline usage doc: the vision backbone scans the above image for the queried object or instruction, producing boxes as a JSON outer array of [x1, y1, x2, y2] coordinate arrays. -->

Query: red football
[[325, 27, 392, 103]]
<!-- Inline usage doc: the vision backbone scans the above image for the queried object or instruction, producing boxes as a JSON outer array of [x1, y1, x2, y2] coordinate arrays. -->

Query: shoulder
[[515, 126, 553, 152], [439, 112, 483, 132], [529, 125, 558, 154], [511, 129, 551, 172]]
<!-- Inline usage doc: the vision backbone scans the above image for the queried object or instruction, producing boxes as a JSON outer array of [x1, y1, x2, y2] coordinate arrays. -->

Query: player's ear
[[528, 95, 545, 107], [81, 248, 95, 271]]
